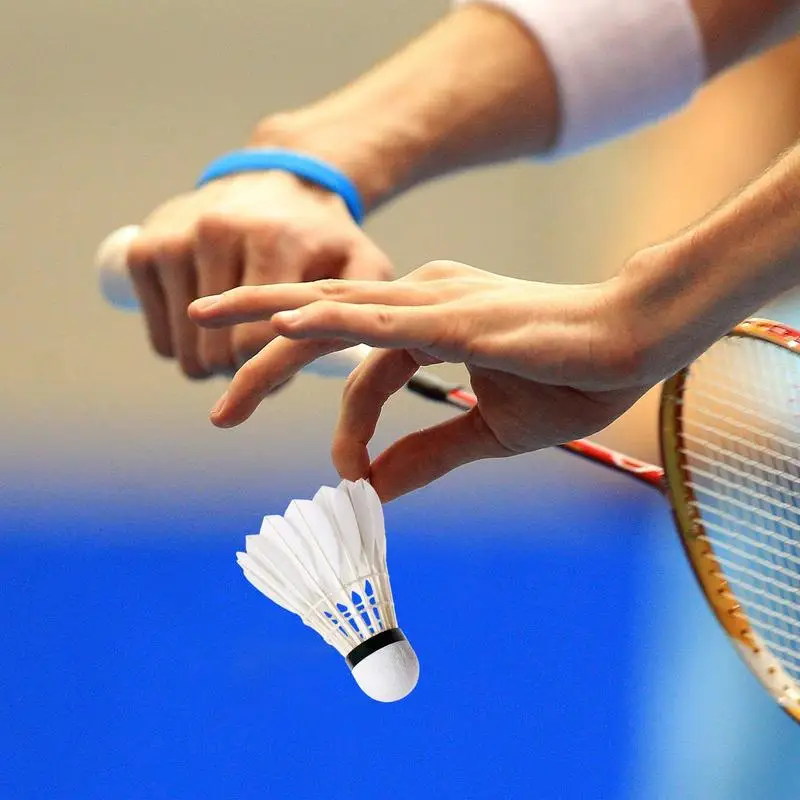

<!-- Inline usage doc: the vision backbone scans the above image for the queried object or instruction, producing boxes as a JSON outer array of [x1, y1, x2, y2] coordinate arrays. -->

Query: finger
[[188, 280, 433, 328], [338, 242, 393, 282], [227, 237, 394, 362], [273, 302, 465, 360], [209, 337, 350, 428], [156, 245, 209, 379], [332, 349, 421, 482], [193, 217, 242, 373], [368, 409, 509, 502], [127, 244, 172, 358], [226, 238, 306, 366], [229, 318, 280, 367]]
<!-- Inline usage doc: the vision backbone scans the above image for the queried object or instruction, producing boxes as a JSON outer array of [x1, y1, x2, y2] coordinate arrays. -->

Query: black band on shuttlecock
[[346, 628, 406, 670]]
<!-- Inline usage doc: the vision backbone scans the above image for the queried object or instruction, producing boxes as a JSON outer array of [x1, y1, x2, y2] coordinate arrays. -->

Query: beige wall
[[3, 1, 798, 496]]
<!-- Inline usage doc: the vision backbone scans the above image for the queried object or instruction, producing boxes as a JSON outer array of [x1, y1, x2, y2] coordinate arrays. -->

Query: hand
[[188, 261, 657, 501], [126, 170, 392, 379]]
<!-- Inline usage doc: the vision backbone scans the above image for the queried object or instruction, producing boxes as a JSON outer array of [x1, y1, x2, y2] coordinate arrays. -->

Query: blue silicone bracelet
[[195, 149, 365, 224]]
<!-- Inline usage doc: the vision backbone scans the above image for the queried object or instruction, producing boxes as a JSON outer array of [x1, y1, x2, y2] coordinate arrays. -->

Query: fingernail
[[210, 391, 228, 418], [193, 295, 222, 312]]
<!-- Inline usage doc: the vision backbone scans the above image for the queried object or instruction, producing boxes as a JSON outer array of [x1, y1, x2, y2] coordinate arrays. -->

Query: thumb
[[368, 407, 510, 502]]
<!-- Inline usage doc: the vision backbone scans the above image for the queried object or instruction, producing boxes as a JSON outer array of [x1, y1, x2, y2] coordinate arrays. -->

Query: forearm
[[252, 4, 558, 210], [695, 0, 798, 75], [621, 141, 800, 373], [251, 1, 796, 211]]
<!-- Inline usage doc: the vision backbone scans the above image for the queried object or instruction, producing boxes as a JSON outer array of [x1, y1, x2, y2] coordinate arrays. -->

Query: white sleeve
[[454, 0, 706, 157]]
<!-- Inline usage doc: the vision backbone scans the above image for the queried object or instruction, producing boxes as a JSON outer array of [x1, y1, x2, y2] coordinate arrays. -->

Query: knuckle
[[150, 234, 190, 267], [412, 260, 458, 280], [317, 279, 346, 298], [374, 308, 394, 330], [243, 227, 289, 279], [194, 212, 236, 245], [126, 241, 153, 273], [127, 234, 172, 272], [249, 218, 282, 247], [292, 236, 325, 264]]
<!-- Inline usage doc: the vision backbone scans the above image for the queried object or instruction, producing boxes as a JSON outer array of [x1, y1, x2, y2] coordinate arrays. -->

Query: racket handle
[[94, 226, 372, 378]]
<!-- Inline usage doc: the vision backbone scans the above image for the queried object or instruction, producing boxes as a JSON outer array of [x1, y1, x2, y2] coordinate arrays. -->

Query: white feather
[[312, 484, 367, 585], [283, 499, 349, 601], [346, 480, 387, 567], [249, 520, 319, 600]]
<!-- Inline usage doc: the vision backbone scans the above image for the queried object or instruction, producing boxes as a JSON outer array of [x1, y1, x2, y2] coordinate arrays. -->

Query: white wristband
[[455, 0, 706, 156]]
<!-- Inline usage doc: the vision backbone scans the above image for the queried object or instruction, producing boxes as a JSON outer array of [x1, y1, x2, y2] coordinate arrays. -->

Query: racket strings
[[679, 336, 800, 683], [689, 386, 800, 441], [682, 447, 800, 506], [694, 497, 800, 555], [683, 416, 800, 474]]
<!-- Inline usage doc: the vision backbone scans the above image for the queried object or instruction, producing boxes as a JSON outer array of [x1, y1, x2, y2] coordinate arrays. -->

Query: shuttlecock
[[237, 479, 419, 702]]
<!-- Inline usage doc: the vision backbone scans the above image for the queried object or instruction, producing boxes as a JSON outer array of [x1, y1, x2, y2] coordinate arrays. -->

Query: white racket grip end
[[96, 225, 142, 310]]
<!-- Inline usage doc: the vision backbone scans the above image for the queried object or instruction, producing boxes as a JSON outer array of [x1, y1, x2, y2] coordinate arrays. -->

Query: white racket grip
[[95, 226, 372, 378], [96, 225, 142, 311]]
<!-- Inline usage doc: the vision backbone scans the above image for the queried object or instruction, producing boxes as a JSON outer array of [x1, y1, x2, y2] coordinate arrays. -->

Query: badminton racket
[[97, 225, 800, 724]]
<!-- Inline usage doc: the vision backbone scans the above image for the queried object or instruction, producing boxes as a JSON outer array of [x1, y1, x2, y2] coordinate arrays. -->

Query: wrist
[[613, 241, 740, 383], [249, 106, 433, 214]]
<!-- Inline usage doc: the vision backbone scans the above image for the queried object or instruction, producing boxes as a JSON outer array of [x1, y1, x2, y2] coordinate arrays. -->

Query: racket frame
[[660, 318, 800, 724]]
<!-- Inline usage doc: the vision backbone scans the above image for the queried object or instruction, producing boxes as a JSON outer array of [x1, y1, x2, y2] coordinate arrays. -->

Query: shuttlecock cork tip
[[346, 628, 419, 702]]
